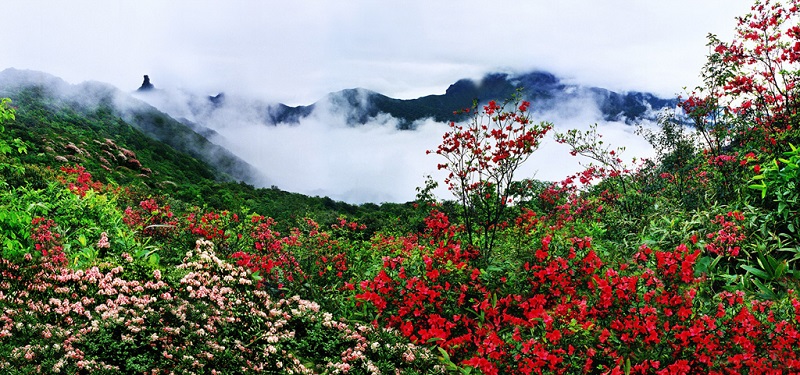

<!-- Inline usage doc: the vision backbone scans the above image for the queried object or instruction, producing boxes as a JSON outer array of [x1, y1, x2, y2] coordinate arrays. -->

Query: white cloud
[[2, 0, 752, 105], [133, 86, 660, 204], [1, 0, 754, 203]]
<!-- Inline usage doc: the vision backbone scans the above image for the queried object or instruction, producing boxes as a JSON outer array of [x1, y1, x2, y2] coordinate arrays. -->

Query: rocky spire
[[137, 75, 154, 91]]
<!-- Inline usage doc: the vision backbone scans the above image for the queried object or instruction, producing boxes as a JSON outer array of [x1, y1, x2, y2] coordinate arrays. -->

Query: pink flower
[[97, 232, 110, 249]]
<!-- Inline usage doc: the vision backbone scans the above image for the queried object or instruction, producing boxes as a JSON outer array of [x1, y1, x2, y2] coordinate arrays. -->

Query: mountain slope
[[0, 68, 268, 186], [0, 70, 422, 232]]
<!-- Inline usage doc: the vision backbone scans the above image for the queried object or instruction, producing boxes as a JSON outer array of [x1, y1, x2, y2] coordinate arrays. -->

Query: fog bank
[[136, 88, 659, 204]]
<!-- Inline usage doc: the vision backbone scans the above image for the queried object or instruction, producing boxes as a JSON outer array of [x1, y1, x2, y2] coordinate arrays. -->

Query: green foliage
[[0, 182, 130, 266], [744, 143, 800, 297], [637, 112, 705, 210], [6, 2, 800, 369], [0, 98, 28, 182], [0, 97, 14, 124], [749, 144, 800, 245]]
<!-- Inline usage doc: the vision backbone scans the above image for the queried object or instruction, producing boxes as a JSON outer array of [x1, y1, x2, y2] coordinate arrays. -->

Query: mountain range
[[234, 71, 675, 129], [1, 67, 677, 200]]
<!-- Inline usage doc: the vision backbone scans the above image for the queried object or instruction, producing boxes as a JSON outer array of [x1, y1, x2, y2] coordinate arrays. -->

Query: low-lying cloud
[[136, 87, 660, 204]]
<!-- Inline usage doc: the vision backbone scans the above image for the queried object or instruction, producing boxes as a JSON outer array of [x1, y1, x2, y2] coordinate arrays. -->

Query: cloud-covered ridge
[[132, 70, 666, 204]]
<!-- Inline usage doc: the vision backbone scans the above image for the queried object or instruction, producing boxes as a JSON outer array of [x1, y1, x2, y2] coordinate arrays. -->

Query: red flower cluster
[[231, 215, 304, 290], [186, 210, 238, 242], [705, 211, 747, 257], [122, 198, 178, 240], [57, 165, 107, 197], [30, 217, 66, 265]]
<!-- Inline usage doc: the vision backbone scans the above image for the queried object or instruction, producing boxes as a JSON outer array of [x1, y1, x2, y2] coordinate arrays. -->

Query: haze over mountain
[[0, 67, 676, 203], [129, 70, 669, 203], [266, 71, 674, 128], [136, 70, 675, 131], [0, 68, 269, 187]]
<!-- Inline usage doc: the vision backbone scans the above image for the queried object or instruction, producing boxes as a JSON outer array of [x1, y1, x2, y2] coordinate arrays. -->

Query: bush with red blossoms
[[349, 207, 800, 374], [57, 165, 109, 197], [30, 217, 66, 266], [704, 211, 747, 257], [122, 198, 178, 241], [429, 93, 552, 259]]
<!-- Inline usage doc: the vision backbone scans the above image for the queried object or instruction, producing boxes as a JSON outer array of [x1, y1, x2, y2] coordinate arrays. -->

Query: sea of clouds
[[134, 87, 660, 204]]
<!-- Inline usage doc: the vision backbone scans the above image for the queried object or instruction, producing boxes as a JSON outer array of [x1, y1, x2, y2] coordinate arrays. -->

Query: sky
[[1, 1, 756, 203], [4, 1, 752, 105]]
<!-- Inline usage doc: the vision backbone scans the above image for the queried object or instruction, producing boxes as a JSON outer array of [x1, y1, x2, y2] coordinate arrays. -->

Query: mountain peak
[[137, 75, 155, 92]]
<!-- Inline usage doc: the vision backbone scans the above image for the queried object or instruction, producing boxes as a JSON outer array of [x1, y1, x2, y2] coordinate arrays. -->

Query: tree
[[429, 92, 551, 260], [685, 0, 800, 151]]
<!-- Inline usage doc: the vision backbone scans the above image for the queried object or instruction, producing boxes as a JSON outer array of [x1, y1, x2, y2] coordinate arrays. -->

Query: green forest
[[2, 1, 800, 374]]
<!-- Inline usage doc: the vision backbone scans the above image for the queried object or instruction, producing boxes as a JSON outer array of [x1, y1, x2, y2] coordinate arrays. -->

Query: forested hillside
[[2, 1, 800, 374], [0, 77, 422, 234]]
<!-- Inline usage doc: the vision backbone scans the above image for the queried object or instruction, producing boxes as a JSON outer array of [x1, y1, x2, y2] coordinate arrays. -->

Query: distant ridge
[[260, 71, 676, 129]]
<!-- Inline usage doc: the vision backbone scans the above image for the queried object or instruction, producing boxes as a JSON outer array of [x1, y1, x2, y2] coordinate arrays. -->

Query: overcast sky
[[4, 1, 752, 106], [2, 1, 758, 203]]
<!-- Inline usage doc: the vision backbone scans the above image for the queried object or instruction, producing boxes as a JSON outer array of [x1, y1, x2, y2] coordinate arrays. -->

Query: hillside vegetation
[[2, 1, 800, 374]]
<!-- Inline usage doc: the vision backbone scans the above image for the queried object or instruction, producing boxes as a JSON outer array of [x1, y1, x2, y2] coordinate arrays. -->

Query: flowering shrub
[[122, 198, 178, 244], [0, 239, 442, 374], [677, 0, 800, 203], [429, 93, 552, 259], [184, 209, 244, 255], [351, 210, 800, 373], [230, 214, 305, 293], [704, 210, 748, 257], [57, 165, 108, 198], [30, 217, 66, 266], [230, 215, 373, 312], [708, 0, 800, 143]]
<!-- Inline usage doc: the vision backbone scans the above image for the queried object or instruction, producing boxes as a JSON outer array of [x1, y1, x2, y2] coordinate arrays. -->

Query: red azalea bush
[[350, 207, 800, 374], [430, 94, 552, 257], [122, 198, 178, 242], [57, 165, 109, 198]]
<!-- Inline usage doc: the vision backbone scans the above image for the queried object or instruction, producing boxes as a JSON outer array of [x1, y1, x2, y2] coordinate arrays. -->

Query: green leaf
[[751, 278, 777, 300], [741, 265, 771, 280], [695, 256, 712, 276], [774, 260, 788, 279], [757, 253, 779, 275]]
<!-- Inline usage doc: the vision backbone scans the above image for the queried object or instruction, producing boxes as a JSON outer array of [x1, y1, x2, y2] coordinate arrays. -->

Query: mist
[[134, 86, 660, 204], [0, 67, 660, 204]]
